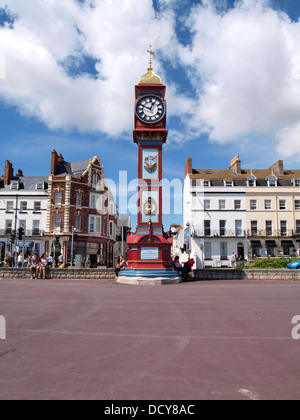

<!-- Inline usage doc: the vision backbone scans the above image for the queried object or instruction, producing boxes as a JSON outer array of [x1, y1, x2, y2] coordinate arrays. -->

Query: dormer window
[[10, 181, 20, 190], [247, 175, 256, 187], [203, 180, 211, 187], [36, 182, 45, 190], [294, 179, 300, 187], [225, 180, 233, 187], [268, 175, 277, 187]]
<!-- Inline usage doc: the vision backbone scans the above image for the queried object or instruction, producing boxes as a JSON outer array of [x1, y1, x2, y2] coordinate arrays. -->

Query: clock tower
[[118, 45, 181, 284]]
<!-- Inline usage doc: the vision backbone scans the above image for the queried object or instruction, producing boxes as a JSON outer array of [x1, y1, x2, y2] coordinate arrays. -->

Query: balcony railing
[[193, 229, 247, 238], [193, 229, 300, 239], [247, 229, 300, 238], [0, 229, 44, 238]]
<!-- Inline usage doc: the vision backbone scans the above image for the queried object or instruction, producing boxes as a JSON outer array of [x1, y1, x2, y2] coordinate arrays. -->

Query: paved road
[[0, 278, 300, 400]]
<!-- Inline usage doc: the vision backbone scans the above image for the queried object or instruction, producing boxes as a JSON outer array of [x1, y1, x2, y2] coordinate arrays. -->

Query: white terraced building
[[0, 161, 48, 262]]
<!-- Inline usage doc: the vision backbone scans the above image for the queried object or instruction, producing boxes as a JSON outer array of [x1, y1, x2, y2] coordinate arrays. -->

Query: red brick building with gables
[[45, 150, 118, 268]]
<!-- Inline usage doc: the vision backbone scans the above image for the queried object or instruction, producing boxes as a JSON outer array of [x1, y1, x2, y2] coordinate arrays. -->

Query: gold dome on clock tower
[[139, 43, 162, 85]]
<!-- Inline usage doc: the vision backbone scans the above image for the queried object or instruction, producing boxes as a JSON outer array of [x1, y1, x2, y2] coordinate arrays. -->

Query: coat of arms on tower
[[144, 154, 157, 174]]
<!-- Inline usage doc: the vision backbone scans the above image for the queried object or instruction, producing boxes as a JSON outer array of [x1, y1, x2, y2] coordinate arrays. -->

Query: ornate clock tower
[[118, 45, 181, 284]]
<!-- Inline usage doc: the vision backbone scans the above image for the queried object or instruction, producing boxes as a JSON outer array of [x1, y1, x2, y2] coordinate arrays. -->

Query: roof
[[54, 157, 102, 178], [0, 176, 48, 192], [189, 168, 300, 187]]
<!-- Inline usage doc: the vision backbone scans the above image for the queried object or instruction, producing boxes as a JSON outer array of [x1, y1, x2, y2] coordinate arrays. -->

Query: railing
[[0, 229, 44, 238], [193, 229, 300, 239], [247, 229, 299, 238], [193, 230, 247, 238]]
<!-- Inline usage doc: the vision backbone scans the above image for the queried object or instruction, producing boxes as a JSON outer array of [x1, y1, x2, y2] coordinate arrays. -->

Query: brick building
[[45, 150, 118, 268]]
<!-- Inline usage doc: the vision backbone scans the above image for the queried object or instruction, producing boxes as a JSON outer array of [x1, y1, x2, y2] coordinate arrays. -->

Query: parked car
[[287, 260, 300, 269]]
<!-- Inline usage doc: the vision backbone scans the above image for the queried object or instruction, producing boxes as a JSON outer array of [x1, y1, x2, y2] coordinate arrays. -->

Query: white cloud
[[1, 0, 300, 160], [175, 0, 300, 156], [0, 0, 177, 135]]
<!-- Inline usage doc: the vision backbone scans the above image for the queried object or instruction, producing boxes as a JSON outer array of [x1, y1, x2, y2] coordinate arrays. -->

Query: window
[[34, 202, 41, 212], [5, 220, 12, 234], [90, 194, 96, 209], [32, 220, 40, 235], [296, 220, 300, 234], [92, 174, 100, 187], [203, 180, 210, 187], [235, 220, 242, 236], [250, 200, 257, 211], [220, 242, 228, 260], [295, 200, 300, 211], [266, 220, 272, 236], [204, 242, 212, 260], [75, 215, 81, 231], [96, 217, 101, 234], [89, 216, 95, 233], [55, 191, 62, 206], [54, 214, 61, 230], [204, 220, 211, 236], [219, 200, 226, 210], [36, 182, 45, 190], [76, 193, 82, 207], [279, 200, 286, 210], [268, 176, 277, 187], [234, 200, 241, 210], [265, 200, 272, 210], [220, 220, 226, 236], [109, 222, 114, 237], [295, 179, 300, 187], [6, 201, 13, 212], [10, 181, 19, 190], [247, 177, 256, 187], [225, 180, 233, 187], [19, 220, 26, 229], [20, 201, 27, 212], [251, 221, 258, 236], [281, 220, 287, 236], [204, 200, 210, 211], [90, 216, 101, 234]]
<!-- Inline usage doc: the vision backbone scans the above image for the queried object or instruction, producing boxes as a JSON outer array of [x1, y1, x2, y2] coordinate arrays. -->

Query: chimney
[[230, 155, 241, 175], [269, 159, 284, 176], [4, 160, 14, 186], [16, 169, 24, 177], [57, 154, 64, 165], [185, 157, 193, 177], [51, 150, 59, 175]]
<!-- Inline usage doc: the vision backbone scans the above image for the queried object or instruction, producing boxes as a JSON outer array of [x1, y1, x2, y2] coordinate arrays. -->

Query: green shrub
[[247, 258, 298, 269]]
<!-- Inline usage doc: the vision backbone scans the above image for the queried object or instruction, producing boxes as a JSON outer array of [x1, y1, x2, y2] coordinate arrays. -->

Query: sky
[[1, 0, 300, 228]]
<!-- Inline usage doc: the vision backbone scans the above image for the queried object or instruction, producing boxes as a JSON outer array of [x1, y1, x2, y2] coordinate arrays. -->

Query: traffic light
[[55, 236, 60, 245], [10, 231, 16, 244], [18, 227, 24, 241]]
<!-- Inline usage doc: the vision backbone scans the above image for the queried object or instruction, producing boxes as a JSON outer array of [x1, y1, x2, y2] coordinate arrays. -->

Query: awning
[[266, 240, 277, 248], [251, 240, 262, 248], [281, 240, 294, 247], [17, 241, 34, 248]]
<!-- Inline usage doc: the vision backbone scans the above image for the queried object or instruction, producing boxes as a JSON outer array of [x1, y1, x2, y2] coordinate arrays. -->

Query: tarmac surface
[[0, 277, 300, 400]]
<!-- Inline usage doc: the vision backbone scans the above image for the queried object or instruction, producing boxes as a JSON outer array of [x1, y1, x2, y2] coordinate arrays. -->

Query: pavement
[[0, 277, 300, 400]]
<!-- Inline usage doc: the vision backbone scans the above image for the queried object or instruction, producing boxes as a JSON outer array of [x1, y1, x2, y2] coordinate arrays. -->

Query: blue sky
[[1, 0, 300, 228]]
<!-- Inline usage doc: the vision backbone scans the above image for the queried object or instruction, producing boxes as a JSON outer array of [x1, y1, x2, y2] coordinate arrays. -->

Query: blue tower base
[[117, 269, 182, 285]]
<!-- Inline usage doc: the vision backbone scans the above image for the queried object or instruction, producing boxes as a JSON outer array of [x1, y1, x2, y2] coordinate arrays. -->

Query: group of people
[[29, 253, 54, 279], [114, 254, 195, 281], [173, 256, 195, 280]]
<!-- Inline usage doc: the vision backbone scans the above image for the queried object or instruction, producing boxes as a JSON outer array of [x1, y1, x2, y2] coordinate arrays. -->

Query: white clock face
[[136, 95, 166, 124]]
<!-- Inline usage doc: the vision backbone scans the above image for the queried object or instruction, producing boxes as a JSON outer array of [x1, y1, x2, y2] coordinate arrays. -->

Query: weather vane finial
[[147, 42, 155, 69]]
